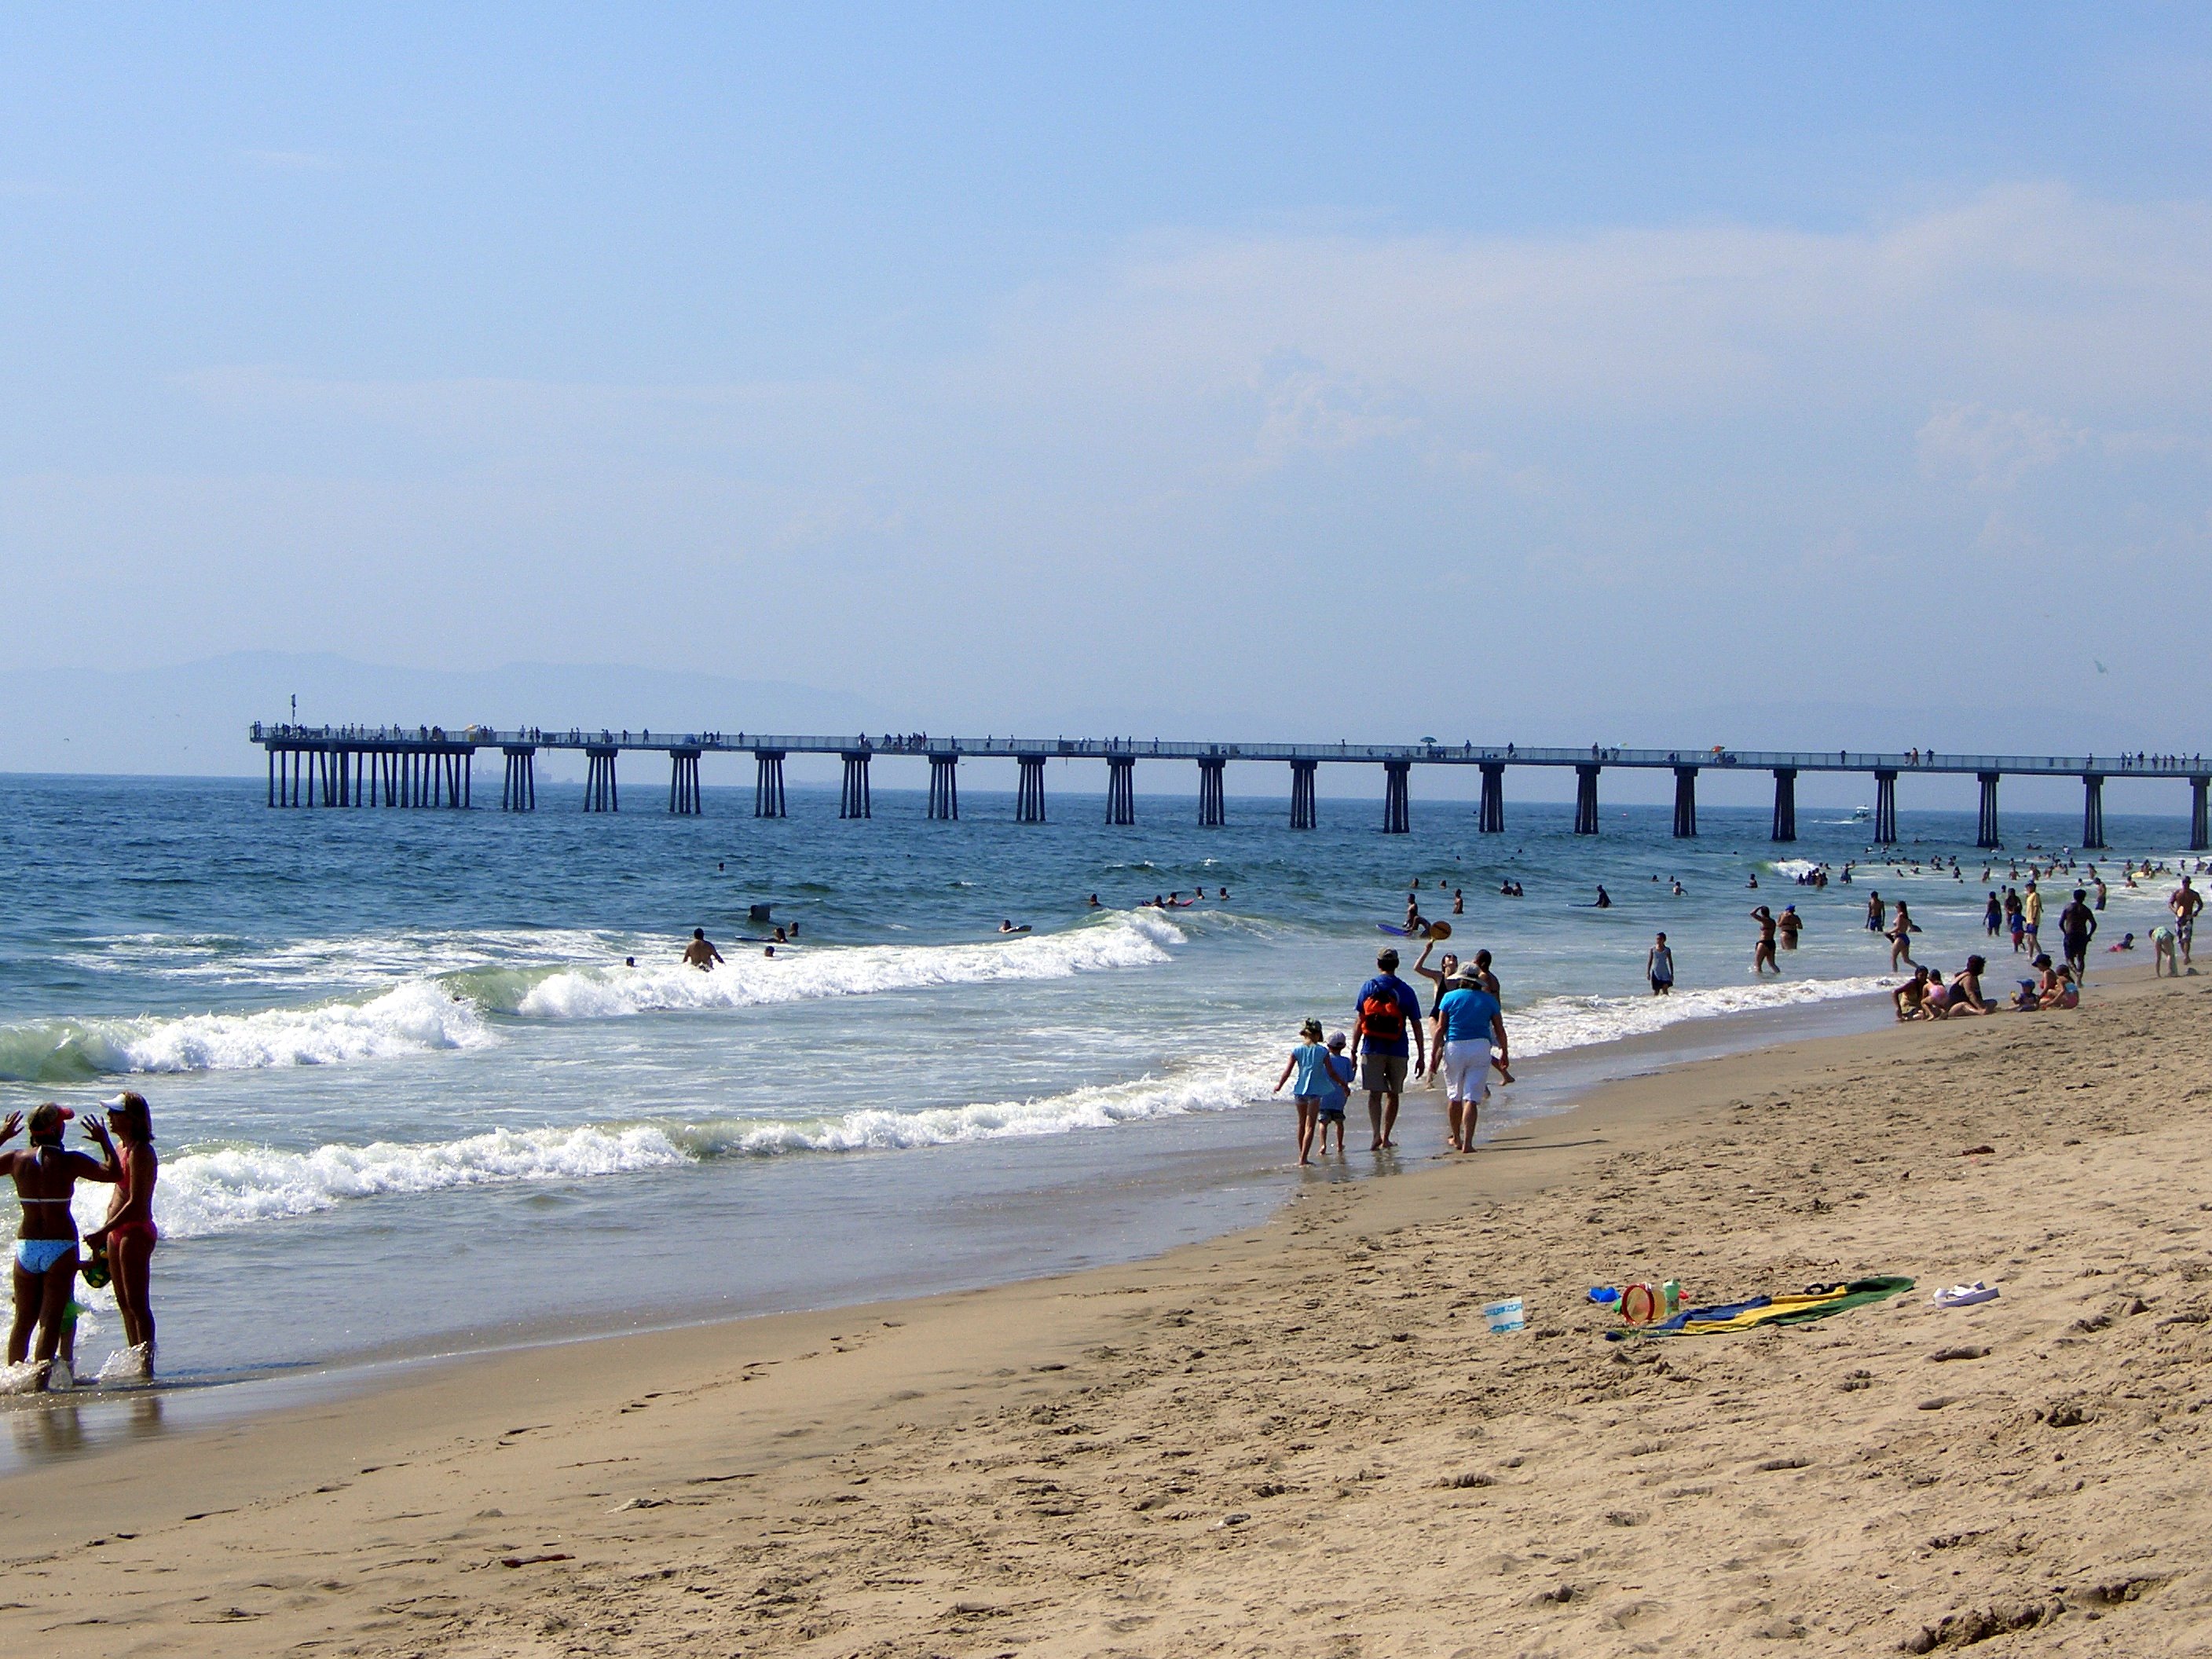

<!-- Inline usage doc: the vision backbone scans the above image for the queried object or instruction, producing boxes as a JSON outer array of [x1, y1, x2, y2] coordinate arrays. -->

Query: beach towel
[[1605, 1276, 1914, 1340]]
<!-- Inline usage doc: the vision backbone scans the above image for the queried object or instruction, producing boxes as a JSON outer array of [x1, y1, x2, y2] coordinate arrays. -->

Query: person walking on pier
[[683, 928, 726, 971], [1351, 950, 1425, 1153]]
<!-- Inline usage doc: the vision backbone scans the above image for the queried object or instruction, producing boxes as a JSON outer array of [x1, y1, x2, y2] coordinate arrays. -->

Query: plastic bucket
[[1482, 1297, 1525, 1334]]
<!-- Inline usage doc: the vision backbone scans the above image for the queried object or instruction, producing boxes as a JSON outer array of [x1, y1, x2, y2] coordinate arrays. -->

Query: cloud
[[1917, 402, 2089, 489], [46, 182, 2212, 729]]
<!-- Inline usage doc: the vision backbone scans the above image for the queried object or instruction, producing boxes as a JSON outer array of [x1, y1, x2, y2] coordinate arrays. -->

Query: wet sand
[[4, 965, 2210, 1655]]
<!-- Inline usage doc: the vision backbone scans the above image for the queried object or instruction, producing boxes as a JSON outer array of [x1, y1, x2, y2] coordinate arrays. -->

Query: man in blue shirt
[[1351, 949, 1425, 1151]]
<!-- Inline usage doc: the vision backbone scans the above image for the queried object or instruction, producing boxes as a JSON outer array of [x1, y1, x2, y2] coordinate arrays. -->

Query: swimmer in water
[[682, 928, 725, 971], [1088, 893, 1101, 907]]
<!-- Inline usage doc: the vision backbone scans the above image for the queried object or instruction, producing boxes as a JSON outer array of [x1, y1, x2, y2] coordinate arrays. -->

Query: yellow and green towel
[[1606, 1276, 1914, 1339]]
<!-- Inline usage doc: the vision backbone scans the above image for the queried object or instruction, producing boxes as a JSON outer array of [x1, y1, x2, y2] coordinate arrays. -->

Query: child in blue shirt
[[1317, 1031, 1353, 1155], [1273, 1019, 1350, 1165]]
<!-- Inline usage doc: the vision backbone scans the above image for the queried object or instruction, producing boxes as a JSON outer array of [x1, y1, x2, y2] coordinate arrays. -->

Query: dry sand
[[6, 969, 2212, 1656]]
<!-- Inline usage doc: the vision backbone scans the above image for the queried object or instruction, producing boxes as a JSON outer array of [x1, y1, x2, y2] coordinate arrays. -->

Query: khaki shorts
[[1361, 1052, 1409, 1093]]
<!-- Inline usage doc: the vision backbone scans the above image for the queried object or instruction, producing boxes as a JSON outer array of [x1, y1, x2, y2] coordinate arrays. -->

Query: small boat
[[1850, 805, 1873, 822]]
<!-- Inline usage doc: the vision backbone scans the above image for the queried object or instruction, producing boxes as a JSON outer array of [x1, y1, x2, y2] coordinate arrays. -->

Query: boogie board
[[1377, 920, 1451, 939]]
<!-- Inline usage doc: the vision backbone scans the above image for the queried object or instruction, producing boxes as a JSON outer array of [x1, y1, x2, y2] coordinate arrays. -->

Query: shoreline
[[0, 975, 1903, 1456], [5, 964, 2210, 1652]]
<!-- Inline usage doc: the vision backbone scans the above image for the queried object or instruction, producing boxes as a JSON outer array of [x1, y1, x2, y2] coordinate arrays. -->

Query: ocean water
[[0, 772, 2193, 1392]]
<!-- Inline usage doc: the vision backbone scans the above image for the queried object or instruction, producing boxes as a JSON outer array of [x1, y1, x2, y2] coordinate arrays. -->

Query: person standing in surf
[[0, 1104, 119, 1389], [1751, 906, 1779, 975], [1647, 932, 1675, 995], [1272, 1020, 1337, 1166], [1432, 967, 1507, 1154], [82, 1091, 159, 1372], [683, 928, 725, 970], [1888, 899, 1921, 969], [1351, 949, 1425, 1152]]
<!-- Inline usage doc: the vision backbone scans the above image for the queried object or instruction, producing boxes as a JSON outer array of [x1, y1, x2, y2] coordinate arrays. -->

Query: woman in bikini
[[1888, 900, 1921, 970], [0, 1103, 119, 1386], [82, 1091, 159, 1370]]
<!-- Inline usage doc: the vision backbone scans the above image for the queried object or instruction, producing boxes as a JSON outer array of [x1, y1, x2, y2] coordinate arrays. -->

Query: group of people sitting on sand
[[0, 1093, 159, 1392], [1893, 954, 2078, 1020]]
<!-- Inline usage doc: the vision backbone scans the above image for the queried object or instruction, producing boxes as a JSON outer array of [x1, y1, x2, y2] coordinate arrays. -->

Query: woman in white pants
[[1430, 967, 1509, 1153]]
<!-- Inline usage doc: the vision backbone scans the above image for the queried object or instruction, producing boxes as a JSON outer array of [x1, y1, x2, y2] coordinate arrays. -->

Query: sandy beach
[[5, 967, 2210, 1656]]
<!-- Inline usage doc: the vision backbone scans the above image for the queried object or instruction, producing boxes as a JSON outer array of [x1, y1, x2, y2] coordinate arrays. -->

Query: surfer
[[998, 920, 1031, 934], [1404, 892, 1425, 932], [1, 1104, 119, 1388], [683, 928, 725, 971], [1593, 885, 1611, 909], [82, 1092, 158, 1372]]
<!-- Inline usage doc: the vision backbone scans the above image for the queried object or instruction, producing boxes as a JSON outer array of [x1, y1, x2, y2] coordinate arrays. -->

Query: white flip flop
[[1931, 1283, 1999, 1308]]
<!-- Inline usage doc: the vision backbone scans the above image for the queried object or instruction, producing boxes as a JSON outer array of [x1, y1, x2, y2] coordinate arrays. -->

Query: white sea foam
[[495, 911, 1185, 1020], [93, 965, 1895, 1241], [0, 981, 497, 1083], [149, 1122, 693, 1237], [135, 1051, 1259, 1239], [1768, 859, 1823, 881]]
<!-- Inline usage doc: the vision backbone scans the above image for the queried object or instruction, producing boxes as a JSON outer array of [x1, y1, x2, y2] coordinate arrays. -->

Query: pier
[[251, 727, 2212, 850]]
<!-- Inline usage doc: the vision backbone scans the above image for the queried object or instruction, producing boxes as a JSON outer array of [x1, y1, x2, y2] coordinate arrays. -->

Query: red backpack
[[1360, 989, 1405, 1043]]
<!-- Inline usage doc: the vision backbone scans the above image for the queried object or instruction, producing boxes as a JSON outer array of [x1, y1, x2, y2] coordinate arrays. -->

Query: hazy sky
[[7, 6, 2212, 743]]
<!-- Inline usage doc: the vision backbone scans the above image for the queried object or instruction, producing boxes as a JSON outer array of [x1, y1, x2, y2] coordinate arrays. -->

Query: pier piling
[[1672, 766, 1698, 838], [2193, 777, 2209, 852], [1873, 769, 1898, 844], [1976, 771, 2001, 850], [1573, 764, 1601, 835], [927, 754, 959, 821], [753, 751, 787, 819], [502, 746, 537, 811], [1105, 756, 1137, 826], [1016, 755, 1046, 823], [584, 747, 619, 812], [1478, 762, 1505, 833], [1382, 760, 1411, 833], [2081, 774, 2105, 850], [1197, 757, 1226, 827], [839, 752, 872, 820], [1289, 760, 1317, 830], [1771, 767, 1797, 842], [668, 749, 702, 815]]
